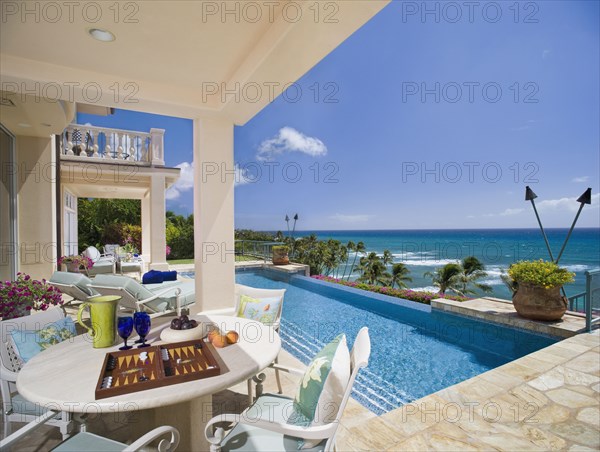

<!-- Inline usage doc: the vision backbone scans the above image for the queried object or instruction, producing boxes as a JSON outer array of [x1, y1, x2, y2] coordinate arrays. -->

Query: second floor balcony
[[59, 124, 165, 166]]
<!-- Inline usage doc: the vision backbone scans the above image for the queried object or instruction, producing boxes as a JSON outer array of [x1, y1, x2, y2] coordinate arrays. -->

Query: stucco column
[[148, 174, 168, 271], [141, 192, 151, 263], [191, 118, 235, 314]]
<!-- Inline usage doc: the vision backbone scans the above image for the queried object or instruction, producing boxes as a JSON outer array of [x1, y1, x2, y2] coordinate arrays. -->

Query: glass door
[[0, 125, 17, 281]]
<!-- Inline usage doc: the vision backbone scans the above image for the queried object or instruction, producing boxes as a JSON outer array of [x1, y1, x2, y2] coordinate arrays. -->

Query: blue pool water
[[232, 268, 558, 414]]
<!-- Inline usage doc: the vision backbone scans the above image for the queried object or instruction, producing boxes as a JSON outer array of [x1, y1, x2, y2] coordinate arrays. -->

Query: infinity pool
[[198, 268, 559, 414]]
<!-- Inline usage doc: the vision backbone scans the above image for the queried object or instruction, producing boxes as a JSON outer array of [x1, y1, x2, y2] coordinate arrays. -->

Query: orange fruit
[[226, 330, 239, 344], [207, 329, 220, 343], [211, 334, 229, 348]]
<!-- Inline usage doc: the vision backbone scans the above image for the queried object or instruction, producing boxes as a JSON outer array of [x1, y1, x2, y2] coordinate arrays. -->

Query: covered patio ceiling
[[1, 1, 390, 124]]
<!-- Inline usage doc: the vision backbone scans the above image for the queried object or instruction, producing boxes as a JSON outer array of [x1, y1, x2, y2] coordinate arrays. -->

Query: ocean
[[291, 228, 600, 301]]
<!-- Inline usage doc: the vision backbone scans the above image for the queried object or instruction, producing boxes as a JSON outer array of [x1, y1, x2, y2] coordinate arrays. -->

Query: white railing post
[[150, 128, 165, 166]]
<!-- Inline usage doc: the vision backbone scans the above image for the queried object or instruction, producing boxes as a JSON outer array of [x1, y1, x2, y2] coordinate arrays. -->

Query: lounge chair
[[48, 271, 99, 305], [234, 284, 286, 403], [205, 328, 371, 452], [89, 274, 195, 318]]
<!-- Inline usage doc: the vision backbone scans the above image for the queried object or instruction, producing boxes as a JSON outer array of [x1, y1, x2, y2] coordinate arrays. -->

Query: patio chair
[[1, 308, 76, 440], [103, 244, 120, 257], [89, 274, 195, 318], [234, 284, 286, 403], [82, 246, 117, 277], [48, 271, 99, 306], [205, 327, 371, 452], [0, 409, 179, 451]]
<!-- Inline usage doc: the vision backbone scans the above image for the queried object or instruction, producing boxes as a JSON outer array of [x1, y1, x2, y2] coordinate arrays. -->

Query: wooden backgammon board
[[95, 339, 221, 399]]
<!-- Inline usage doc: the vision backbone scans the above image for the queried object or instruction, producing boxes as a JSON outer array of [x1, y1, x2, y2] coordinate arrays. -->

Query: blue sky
[[78, 1, 599, 231]]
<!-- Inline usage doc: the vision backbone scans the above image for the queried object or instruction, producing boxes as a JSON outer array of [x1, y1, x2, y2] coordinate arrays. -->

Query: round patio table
[[17, 314, 281, 451]]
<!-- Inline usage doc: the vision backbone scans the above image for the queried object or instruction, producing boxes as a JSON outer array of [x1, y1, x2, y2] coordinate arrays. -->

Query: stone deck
[[432, 297, 588, 338]]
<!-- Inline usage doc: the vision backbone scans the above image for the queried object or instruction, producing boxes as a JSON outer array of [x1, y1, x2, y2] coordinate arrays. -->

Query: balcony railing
[[59, 124, 164, 166]]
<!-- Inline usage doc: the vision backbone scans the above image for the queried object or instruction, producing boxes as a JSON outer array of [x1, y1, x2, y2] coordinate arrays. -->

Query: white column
[[141, 193, 151, 263], [148, 174, 168, 270], [192, 118, 235, 314]]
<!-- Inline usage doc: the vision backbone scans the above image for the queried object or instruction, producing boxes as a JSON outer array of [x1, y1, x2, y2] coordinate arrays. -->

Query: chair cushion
[[145, 281, 195, 312], [82, 246, 101, 263], [93, 275, 155, 301], [291, 334, 350, 448], [52, 432, 126, 451], [49, 272, 95, 296], [236, 295, 281, 325], [221, 394, 326, 452], [9, 317, 77, 363]]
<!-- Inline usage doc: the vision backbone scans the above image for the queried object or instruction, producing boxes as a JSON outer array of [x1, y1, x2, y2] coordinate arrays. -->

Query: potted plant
[[272, 245, 290, 265], [58, 255, 93, 273], [508, 260, 575, 321], [0, 273, 64, 320]]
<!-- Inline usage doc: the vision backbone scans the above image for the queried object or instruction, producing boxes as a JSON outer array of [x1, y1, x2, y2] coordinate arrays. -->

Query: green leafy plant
[[272, 245, 289, 253], [508, 260, 575, 289]]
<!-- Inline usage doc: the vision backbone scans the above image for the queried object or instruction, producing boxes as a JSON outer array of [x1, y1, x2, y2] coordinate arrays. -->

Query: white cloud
[[542, 49, 552, 59], [572, 176, 589, 183], [329, 213, 372, 223], [166, 162, 194, 200], [537, 193, 599, 212], [257, 127, 327, 161], [499, 208, 524, 216], [234, 164, 251, 187]]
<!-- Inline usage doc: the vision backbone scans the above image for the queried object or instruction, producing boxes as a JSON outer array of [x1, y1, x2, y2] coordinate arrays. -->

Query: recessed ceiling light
[[18, 123, 32, 128], [88, 28, 115, 42]]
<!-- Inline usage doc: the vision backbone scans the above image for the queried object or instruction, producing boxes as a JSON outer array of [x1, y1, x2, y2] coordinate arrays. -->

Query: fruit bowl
[[159, 314, 208, 343]]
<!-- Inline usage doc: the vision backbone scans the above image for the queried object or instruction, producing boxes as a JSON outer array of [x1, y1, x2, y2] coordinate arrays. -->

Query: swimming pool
[[197, 268, 559, 414]]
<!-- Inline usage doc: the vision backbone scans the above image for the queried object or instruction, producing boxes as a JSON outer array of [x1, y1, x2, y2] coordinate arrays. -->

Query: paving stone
[[551, 421, 600, 448], [576, 407, 600, 427], [546, 388, 598, 409], [566, 352, 600, 376]]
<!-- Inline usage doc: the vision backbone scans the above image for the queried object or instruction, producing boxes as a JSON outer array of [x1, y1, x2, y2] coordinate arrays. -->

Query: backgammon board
[[95, 339, 220, 399]]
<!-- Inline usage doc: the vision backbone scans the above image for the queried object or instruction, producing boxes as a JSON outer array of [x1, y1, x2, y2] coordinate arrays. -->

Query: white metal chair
[[205, 327, 370, 452], [1, 308, 76, 440], [0, 409, 179, 451], [234, 284, 286, 403]]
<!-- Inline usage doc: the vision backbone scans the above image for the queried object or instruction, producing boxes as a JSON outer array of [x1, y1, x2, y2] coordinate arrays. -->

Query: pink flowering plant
[[312, 275, 469, 305], [57, 254, 93, 270], [0, 273, 64, 319]]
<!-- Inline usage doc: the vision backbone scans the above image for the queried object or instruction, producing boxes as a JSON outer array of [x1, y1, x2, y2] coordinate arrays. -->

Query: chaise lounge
[[89, 274, 195, 318]]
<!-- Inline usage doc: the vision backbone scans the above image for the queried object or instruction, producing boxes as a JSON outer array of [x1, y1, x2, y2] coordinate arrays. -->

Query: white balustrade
[[60, 124, 162, 165]]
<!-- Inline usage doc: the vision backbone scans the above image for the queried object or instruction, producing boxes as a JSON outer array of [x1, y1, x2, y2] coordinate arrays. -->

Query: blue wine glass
[[134, 312, 151, 348], [117, 316, 134, 350]]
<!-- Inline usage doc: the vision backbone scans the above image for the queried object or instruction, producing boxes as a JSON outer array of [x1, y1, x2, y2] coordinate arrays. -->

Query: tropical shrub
[[312, 275, 469, 304], [508, 260, 575, 289]]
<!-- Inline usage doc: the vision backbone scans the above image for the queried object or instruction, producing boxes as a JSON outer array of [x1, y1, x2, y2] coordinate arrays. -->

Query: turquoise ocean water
[[291, 228, 600, 301]]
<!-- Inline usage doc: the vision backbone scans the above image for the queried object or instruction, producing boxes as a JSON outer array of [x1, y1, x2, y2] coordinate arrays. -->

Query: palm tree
[[382, 250, 393, 267], [346, 241, 366, 281], [341, 241, 355, 280], [357, 252, 391, 285], [389, 263, 412, 289], [424, 263, 462, 295], [457, 256, 493, 295]]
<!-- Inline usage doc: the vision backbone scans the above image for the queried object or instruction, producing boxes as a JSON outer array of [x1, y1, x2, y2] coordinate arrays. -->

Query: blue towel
[[162, 270, 178, 281], [142, 270, 164, 285]]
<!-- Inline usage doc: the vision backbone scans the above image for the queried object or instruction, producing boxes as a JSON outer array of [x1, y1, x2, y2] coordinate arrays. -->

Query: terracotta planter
[[66, 262, 81, 273], [512, 283, 567, 321], [272, 249, 289, 265]]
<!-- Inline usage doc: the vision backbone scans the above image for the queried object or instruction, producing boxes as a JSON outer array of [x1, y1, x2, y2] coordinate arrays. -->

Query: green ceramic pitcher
[[77, 296, 121, 348]]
